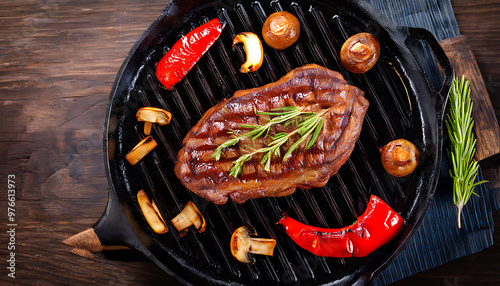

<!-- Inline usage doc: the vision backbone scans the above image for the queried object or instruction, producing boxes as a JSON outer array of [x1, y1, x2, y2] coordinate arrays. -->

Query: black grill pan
[[93, 0, 454, 285]]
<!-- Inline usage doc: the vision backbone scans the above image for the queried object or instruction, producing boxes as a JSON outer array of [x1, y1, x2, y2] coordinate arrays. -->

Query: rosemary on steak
[[445, 76, 487, 229], [211, 106, 326, 177]]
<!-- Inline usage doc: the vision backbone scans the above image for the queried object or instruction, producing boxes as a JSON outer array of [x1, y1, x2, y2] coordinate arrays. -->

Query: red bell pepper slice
[[279, 195, 404, 258], [156, 18, 223, 90]]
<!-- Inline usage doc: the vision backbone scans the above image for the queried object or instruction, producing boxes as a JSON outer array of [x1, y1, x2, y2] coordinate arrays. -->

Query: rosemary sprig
[[212, 106, 326, 177], [445, 76, 487, 229], [211, 106, 304, 161]]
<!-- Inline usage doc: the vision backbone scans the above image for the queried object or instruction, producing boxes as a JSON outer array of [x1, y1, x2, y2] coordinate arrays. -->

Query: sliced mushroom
[[125, 135, 157, 165], [232, 32, 264, 73], [230, 226, 276, 264], [137, 189, 168, 234], [380, 139, 419, 177], [170, 201, 206, 237], [136, 107, 172, 135], [262, 11, 300, 50], [340, 33, 380, 73]]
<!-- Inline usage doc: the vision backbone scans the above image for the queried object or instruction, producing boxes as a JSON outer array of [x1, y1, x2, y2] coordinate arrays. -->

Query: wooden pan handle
[[440, 35, 500, 162], [62, 187, 136, 259], [62, 228, 104, 259], [63, 228, 129, 259]]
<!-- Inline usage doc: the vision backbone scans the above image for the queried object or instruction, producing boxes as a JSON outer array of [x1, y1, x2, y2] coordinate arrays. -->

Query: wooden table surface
[[1, 0, 499, 285]]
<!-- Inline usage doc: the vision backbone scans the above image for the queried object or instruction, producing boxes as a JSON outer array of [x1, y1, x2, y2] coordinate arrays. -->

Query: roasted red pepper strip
[[279, 195, 403, 258], [156, 18, 223, 90]]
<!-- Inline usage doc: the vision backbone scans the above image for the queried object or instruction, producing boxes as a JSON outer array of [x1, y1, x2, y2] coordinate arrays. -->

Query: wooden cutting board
[[440, 35, 500, 162]]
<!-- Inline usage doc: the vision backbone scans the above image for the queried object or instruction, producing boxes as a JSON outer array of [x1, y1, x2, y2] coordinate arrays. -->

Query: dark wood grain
[[0, 0, 172, 285], [0, 0, 499, 285], [451, 0, 500, 123], [440, 35, 500, 161]]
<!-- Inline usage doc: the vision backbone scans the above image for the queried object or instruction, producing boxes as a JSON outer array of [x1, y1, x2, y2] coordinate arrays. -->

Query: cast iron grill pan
[[101, 0, 453, 285]]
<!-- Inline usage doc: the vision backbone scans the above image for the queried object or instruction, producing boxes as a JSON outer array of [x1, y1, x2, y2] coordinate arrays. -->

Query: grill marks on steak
[[175, 64, 368, 204]]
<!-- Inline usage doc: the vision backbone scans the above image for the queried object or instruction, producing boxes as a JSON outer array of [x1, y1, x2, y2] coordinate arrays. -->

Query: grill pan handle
[[92, 188, 144, 249], [63, 188, 153, 259], [404, 27, 454, 115]]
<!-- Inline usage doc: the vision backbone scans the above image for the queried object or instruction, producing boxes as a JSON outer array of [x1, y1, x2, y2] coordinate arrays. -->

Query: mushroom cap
[[136, 107, 172, 125], [380, 139, 419, 177], [262, 11, 300, 50], [230, 226, 257, 264], [340, 32, 380, 73]]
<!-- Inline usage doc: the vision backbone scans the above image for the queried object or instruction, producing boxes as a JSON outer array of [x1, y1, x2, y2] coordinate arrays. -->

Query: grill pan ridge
[[101, 0, 453, 285]]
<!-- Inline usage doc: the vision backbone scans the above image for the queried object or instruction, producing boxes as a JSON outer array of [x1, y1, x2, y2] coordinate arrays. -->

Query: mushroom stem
[[350, 42, 371, 62], [125, 136, 157, 165], [392, 146, 411, 164], [248, 237, 277, 256], [170, 201, 206, 237], [270, 16, 288, 35], [144, 122, 152, 135]]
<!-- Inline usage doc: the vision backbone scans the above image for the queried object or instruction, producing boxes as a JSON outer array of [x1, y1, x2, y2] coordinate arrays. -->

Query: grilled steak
[[175, 64, 368, 204]]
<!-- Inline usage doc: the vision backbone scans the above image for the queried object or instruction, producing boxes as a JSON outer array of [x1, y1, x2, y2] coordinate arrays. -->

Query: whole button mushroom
[[262, 11, 300, 50], [380, 139, 419, 177], [340, 33, 380, 73]]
